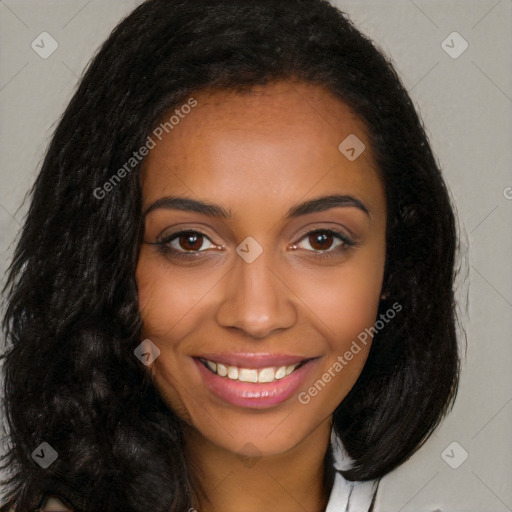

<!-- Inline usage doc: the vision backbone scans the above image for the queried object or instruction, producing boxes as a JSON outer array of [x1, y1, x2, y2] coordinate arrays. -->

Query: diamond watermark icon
[[236, 442, 262, 468], [134, 338, 161, 366], [441, 32, 468, 59], [31, 442, 58, 469], [236, 236, 263, 264], [338, 134, 365, 161], [31, 32, 59, 59], [441, 441, 468, 469]]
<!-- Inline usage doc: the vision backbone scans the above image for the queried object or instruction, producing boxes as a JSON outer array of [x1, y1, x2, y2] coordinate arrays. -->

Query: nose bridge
[[215, 244, 297, 337]]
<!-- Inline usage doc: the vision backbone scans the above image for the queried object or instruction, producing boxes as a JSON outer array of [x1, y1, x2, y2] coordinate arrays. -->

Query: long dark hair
[[1, 0, 460, 510]]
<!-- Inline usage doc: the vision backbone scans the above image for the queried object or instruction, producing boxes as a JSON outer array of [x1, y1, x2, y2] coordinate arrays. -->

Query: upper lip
[[195, 352, 316, 369]]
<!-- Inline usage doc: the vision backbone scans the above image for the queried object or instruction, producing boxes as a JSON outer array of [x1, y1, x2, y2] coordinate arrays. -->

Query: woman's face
[[136, 80, 387, 458]]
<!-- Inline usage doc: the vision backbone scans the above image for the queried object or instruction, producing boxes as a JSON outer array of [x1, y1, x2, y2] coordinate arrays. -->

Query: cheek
[[136, 259, 178, 337], [289, 250, 384, 406], [135, 252, 205, 421], [292, 270, 380, 411], [327, 275, 381, 345], [135, 250, 211, 337], [293, 260, 384, 346]]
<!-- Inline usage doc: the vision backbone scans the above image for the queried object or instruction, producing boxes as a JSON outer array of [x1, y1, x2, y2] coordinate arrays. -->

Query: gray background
[[1, 1, 511, 511]]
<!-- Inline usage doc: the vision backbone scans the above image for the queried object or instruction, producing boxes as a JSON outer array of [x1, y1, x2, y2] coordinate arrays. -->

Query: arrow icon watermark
[[134, 339, 161, 366]]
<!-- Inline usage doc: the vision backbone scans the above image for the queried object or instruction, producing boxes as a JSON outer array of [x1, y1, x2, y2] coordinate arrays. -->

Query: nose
[[215, 248, 298, 339]]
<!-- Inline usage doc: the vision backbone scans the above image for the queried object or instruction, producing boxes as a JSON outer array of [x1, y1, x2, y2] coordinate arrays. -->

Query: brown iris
[[178, 231, 204, 251], [308, 231, 334, 251]]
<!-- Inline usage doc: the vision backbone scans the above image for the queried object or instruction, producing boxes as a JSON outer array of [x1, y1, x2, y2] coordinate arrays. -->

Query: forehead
[[140, 81, 384, 215]]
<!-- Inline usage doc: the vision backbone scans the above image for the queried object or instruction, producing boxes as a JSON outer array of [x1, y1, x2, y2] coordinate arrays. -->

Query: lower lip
[[194, 358, 317, 409]]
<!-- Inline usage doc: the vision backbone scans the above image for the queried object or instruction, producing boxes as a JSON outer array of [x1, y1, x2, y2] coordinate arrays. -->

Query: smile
[[199, 357, 307, 383], [193, 354, 319, 409]]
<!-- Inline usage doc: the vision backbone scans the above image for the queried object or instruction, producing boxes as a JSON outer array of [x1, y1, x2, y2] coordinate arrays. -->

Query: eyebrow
[[144, 194, 370, 219]]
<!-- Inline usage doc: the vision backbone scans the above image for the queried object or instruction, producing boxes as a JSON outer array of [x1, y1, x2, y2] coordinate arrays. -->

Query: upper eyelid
[[156, 226, 220, 244], [291, 226, 357, 247], [154, 216, 357, 241]]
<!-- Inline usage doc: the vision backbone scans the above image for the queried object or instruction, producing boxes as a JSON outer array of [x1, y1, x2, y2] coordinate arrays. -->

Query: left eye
[[295, 230, 349, 252]]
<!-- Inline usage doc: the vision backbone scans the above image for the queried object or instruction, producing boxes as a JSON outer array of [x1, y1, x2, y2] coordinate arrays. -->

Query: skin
[[136, 80, 387, 512]]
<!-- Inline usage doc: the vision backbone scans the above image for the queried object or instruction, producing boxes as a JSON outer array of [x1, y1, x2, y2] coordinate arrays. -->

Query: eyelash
[[149, 228, 357, 261]]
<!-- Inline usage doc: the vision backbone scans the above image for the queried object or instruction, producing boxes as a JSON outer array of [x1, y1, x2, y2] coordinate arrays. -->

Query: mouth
[[192, 354, 319, 409], [198, 357, 311, 383]]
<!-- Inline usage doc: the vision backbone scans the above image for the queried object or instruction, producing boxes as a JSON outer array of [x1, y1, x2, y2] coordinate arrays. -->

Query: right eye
[[145, 229, 225, 261], [160, 231, 217, 253]]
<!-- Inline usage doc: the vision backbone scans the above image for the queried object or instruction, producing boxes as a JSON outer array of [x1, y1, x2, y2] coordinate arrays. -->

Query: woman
[[0, 0, 460, 511]]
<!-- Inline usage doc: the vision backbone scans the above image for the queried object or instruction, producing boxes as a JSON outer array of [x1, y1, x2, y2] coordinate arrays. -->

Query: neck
[[184, 417, 334, 512]]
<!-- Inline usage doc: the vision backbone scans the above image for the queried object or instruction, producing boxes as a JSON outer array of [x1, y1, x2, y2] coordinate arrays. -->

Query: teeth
[[202, 359, 301, 383], [285, 364, 295, 376], [217, 363, 228, 377], [275, 367, 286, 380], [258, 367, 275, 383], [227, 366, 239, 380], [239, 368, 258, 382]]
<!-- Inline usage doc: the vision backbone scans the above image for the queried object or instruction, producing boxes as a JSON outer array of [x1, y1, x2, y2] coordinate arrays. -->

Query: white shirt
[[325, 429, 380, 512]]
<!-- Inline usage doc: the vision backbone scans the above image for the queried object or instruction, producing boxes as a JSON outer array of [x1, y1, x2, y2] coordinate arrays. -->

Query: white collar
[[324, 429, 379, 512]]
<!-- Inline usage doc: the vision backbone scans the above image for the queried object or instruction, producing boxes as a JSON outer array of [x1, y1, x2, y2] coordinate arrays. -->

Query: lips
[[192, 353, 319, 409]]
